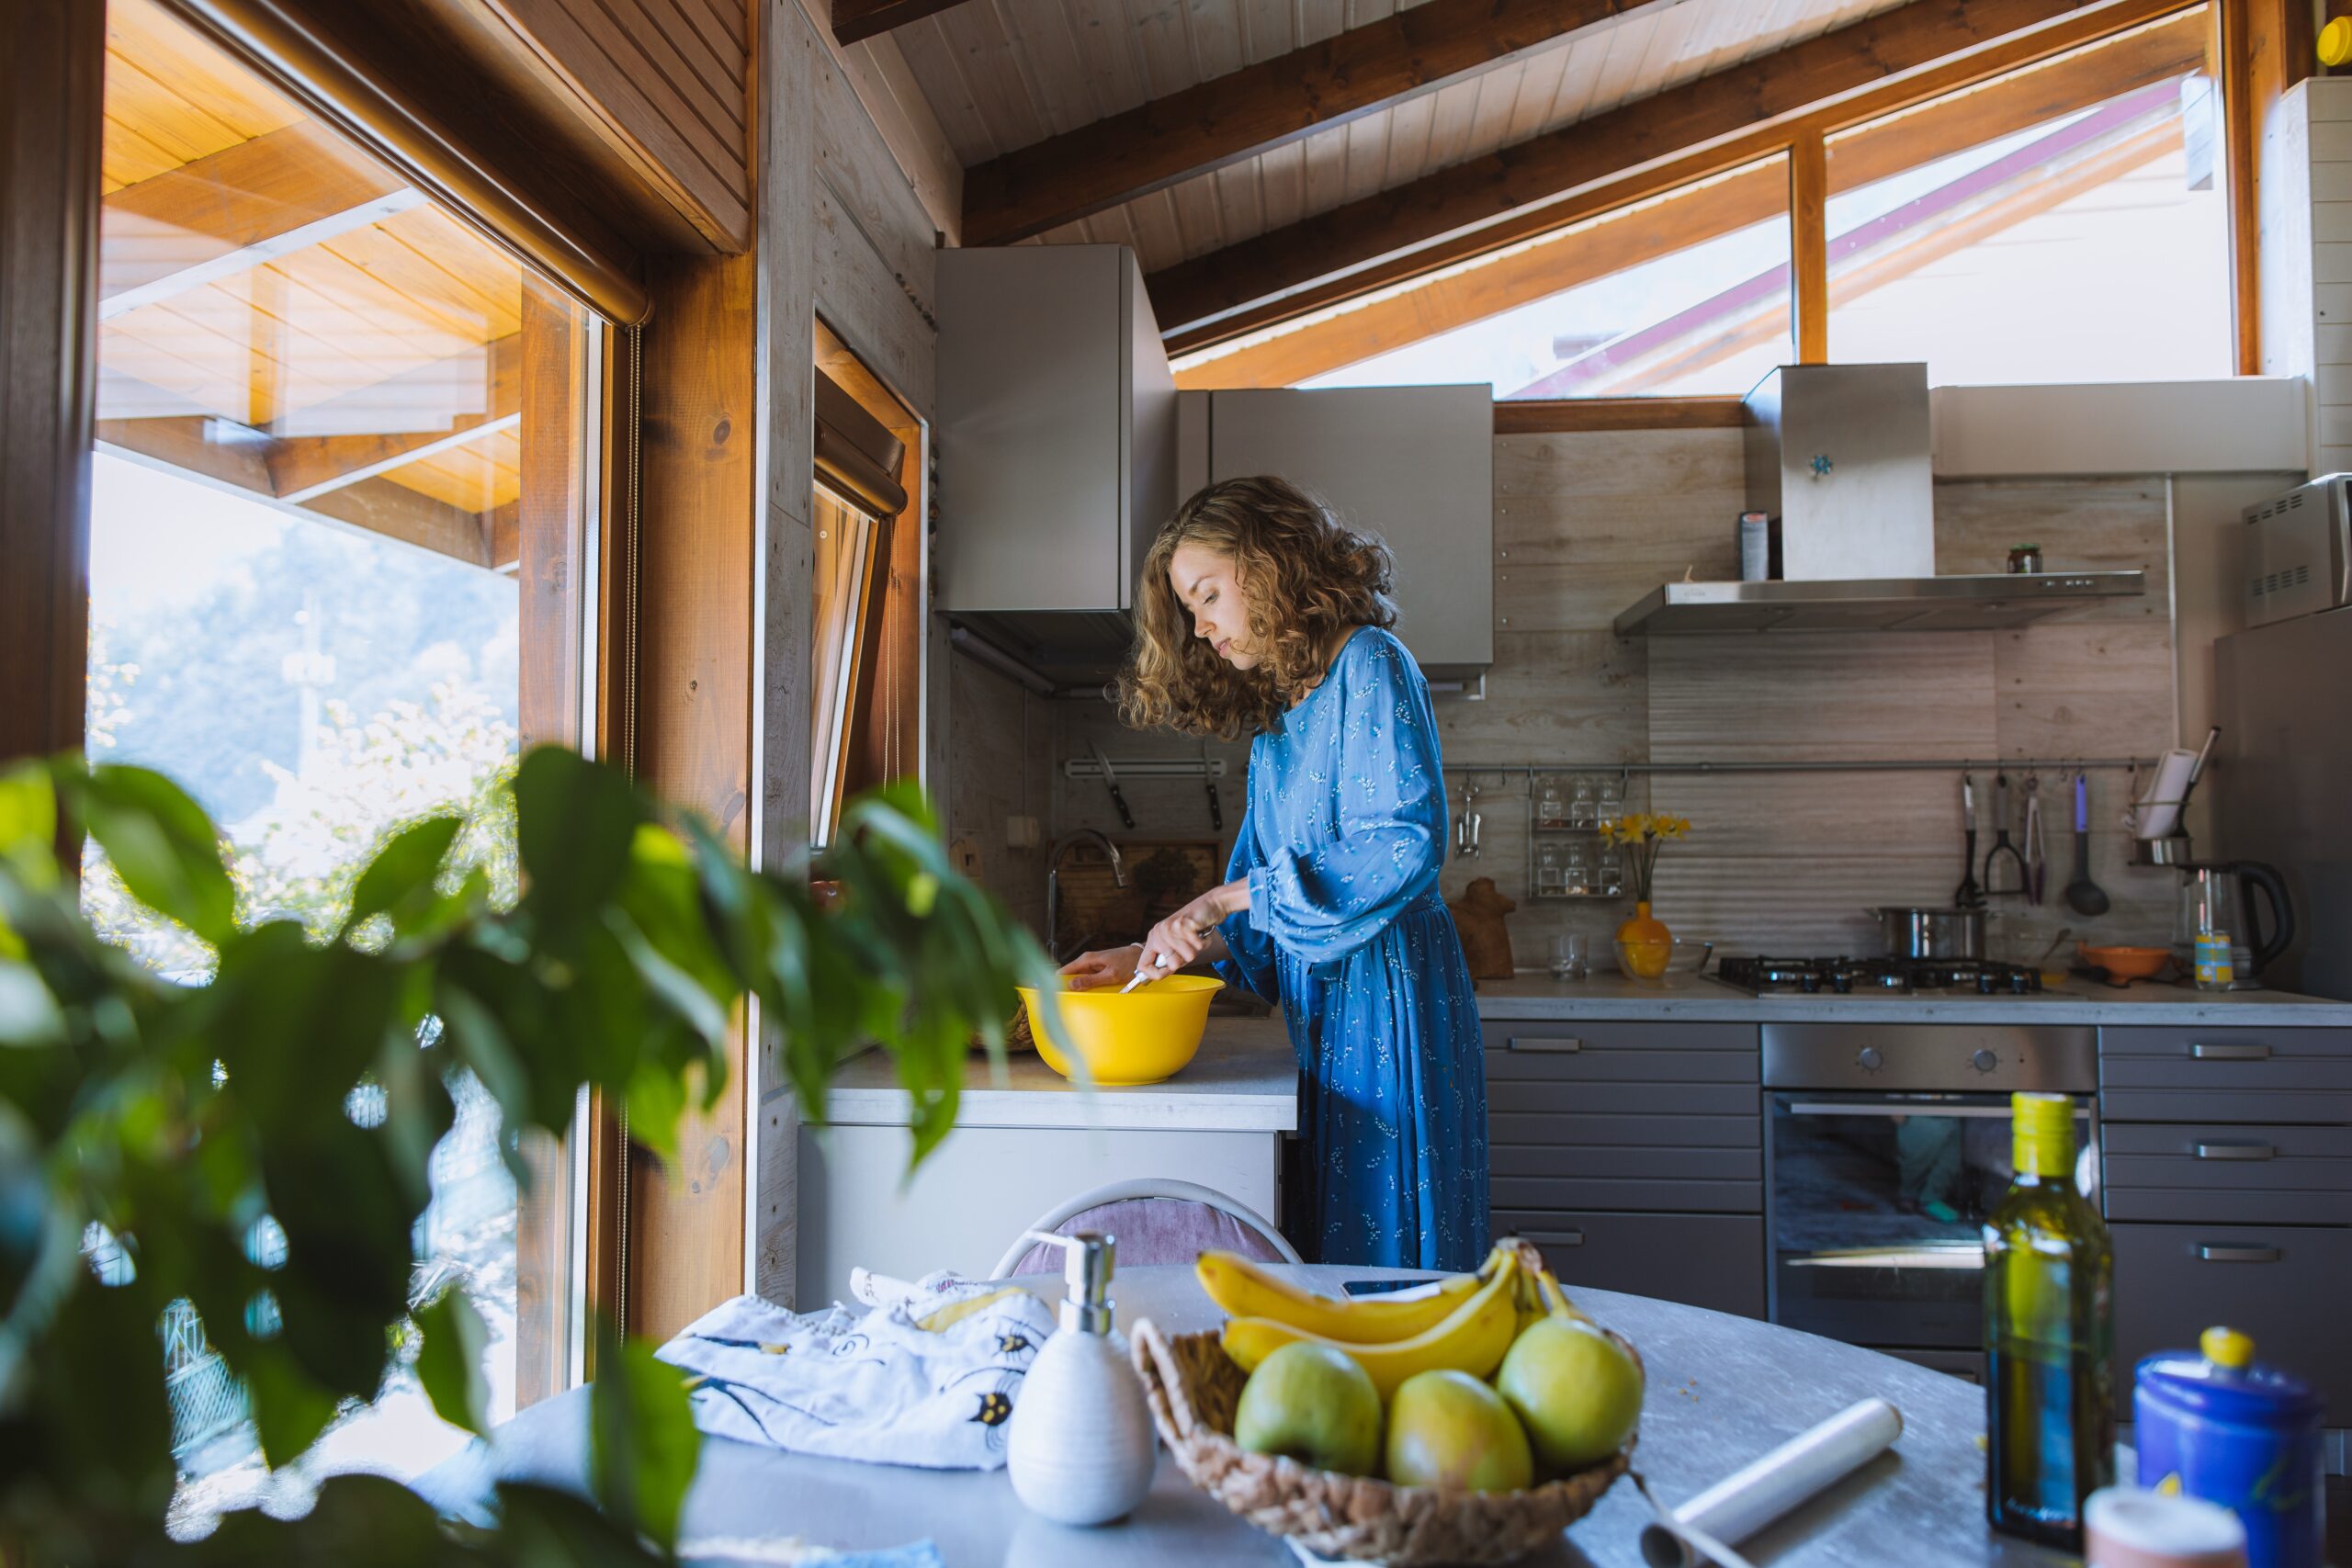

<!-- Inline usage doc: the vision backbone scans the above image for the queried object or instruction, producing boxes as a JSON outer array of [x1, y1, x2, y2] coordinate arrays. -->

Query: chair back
[[989, 1179, 1300, 1280]]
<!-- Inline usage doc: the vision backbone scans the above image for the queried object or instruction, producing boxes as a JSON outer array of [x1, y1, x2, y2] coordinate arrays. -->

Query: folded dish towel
[[657, 1277, 1056, 1470]]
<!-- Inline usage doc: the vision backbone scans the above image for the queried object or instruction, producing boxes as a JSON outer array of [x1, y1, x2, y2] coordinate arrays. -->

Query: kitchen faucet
[[1046, 829, 1126, 964]]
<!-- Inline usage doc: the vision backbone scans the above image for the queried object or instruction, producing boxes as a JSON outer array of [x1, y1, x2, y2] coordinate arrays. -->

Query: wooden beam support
[[1149, 0, 2197, 342], [626, 249, 758, 1343], [2221, 0, 2312, 373], [1178, 10, 2208, 387], [1, 0, 102, 774], [265, 335, 524, 502], [1493, 397, 1747, 433], [959, 0, 1668, 246], [1791, 131, 1829, 363], [100, 118, 419, 317], [831, 0, 975, 47]]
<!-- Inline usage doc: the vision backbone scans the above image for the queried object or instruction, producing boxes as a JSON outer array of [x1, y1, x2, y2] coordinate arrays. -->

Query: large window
[[1174, 8, 2228, 395], [90, 0, 600, 1527]]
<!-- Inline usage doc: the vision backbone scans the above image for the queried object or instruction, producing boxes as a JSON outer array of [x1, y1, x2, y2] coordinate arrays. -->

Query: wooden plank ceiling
[[866, 0, 2201, 353], [95, 0, 534, 570]]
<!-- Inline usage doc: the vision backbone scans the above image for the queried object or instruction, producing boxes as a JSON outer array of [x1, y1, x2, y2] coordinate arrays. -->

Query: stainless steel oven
[[1762, 1023, 2099, 1382]]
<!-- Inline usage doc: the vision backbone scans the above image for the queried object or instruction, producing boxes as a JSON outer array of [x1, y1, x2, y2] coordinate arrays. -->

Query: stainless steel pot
[[1867, 906, 1986, 960]]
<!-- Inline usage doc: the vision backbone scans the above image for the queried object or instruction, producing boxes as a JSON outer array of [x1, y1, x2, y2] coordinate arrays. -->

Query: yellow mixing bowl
[[1015, 975, 1225, 1086]]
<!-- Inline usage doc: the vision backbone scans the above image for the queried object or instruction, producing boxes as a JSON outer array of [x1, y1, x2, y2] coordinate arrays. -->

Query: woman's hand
[[1058, 943, 1143, 992], [1138, 879, 1251, 976]]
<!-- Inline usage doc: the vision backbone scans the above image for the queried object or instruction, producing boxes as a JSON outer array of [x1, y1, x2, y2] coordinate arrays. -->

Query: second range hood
[[1615, 363, 2144, 636], [1615, 570, 2147, 636]]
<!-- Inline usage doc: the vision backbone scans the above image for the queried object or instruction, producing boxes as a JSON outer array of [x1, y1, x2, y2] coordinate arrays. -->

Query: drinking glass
[[1550, 933, 1589, 981]]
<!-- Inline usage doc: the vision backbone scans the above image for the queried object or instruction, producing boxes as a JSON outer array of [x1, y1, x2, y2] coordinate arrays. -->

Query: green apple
[[1496, 1316, 1644, 1473], [1232, 1341, 1383, 1476], [1384, 1369, 1533, 1492]]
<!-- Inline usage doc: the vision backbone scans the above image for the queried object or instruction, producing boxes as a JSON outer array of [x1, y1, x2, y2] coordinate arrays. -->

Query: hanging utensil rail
[[1440, 757, 2153, 776]]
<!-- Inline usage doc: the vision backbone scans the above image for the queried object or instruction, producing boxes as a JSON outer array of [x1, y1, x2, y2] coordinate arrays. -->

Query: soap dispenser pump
[[1005, 1229, 1158, 1526]]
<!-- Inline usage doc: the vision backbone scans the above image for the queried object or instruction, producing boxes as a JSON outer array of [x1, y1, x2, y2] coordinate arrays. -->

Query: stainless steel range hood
[[1615, 364, 2145, 636], [1614, 570, 2148, 636]]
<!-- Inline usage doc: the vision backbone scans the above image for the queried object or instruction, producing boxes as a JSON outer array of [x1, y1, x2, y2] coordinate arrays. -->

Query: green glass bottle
[[1984, 1090, 2114, 1550]]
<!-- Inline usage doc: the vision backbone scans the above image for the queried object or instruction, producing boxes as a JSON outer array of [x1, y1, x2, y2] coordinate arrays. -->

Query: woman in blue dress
[[1059, 477, 1489, 1271]]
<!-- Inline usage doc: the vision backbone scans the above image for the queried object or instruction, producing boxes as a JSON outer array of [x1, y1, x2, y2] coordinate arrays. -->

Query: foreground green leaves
[[0, 747, 1057, 1562]]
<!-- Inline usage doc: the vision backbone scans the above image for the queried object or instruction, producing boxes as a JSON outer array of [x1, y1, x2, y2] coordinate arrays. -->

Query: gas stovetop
[[1714, 955, 2045, 997]]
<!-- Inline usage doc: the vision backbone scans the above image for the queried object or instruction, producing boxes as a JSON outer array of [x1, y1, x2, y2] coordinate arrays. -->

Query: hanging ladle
[[2064, 770, 2110, 918]]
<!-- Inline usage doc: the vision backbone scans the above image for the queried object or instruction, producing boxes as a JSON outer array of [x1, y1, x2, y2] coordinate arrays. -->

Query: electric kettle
[[2173, 862, 2295, 988]]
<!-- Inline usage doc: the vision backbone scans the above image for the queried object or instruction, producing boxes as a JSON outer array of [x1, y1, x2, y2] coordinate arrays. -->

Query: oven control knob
[[1971, 1048, 1998, 1073], [1857, 1046, 1883, 1071]]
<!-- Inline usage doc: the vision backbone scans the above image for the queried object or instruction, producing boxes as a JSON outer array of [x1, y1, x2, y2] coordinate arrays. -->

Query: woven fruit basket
[[1131, 1317, 1637, 1565]]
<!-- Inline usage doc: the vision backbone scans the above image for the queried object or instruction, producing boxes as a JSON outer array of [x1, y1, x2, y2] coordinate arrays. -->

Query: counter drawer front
[[2111, 1224, 2352, 1413], [1490, 1082, 1762, 1118], [2102, 1123, 2352, 1223], [1486, 1022, 1758, 1086], [1491, 1144, 1761, 1183], [1491, 1172, 1760, 1214], [1490, 1111, 1760, 1149], [2099, 1028, 2352, 1122], [1495, 1209, 1763, 1319]]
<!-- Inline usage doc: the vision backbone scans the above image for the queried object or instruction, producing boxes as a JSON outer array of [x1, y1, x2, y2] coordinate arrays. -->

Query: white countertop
[[1475, 972, 2352, 1025], [823, 1015, 1299, 1133]]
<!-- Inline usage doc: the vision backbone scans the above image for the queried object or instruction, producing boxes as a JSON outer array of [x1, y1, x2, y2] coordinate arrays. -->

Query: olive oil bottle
[[1983, 1090, 2114, 1550]]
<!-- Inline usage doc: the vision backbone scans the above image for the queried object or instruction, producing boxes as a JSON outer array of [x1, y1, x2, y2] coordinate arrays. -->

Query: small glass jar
[[1535, 843, 1565, 897], [1562, 840, 1591, 897], [1597, 774, 1625, 826], [1535, 773, 1566, 830], [1597, 844, 1624, 897], [1568, 776, 1598, 829]]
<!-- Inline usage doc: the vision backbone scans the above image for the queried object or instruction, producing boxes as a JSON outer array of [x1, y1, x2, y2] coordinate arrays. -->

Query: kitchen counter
[[1476, 973, 2352, 1025], [825, 1015, 1297, 1134], [420, 1264, 2060, 1567]]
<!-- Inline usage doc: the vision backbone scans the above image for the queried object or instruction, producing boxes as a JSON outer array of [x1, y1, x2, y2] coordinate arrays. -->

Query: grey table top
[[417, 1266, 2064, 1567], [824, 1017, 1299, 1132], [1476, 973, 2352, 1026]]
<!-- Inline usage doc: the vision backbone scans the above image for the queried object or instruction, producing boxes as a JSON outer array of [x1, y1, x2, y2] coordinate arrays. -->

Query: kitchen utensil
[[1015, 976, 1222, 1085], [1119, 951, 1170, 994], [1637, 1398, 1905, 1568], [2131, 748, 2199, 840], [1983, 773, 2026, 897], [2173, 863, 2296, 986], [1616, 937, 1713, 988], [1201, 740, 1223, 831], [1007, 1230, 1157, 1527], [2078, 943, 2170, 984], [2065, 772, 2110, 917], [2136, 1327, 2325, 1568], [1955, 773, 1984, 909], [2023, 773, 2045, 906], [1867, 906, 1987, 960], [1089, 740, 1136, 830]]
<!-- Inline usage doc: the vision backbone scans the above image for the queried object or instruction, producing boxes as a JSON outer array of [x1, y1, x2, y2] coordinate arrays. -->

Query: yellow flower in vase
[[1612, 810, 1695, 982]]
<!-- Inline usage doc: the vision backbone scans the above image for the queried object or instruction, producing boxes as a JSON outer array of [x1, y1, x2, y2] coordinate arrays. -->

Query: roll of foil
[[1638, 1398, 1904, 1568]]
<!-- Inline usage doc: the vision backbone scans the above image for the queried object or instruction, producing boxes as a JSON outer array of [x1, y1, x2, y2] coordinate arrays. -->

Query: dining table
[[415, 1264, 2072, 1566]]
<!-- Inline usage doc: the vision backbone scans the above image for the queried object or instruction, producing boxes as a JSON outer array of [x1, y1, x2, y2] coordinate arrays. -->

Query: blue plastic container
[[2134, 1327, 2324, 1568]]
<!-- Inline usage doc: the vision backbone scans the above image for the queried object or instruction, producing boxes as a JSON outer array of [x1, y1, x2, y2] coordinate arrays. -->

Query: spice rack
[[1529, 771, 1636, 900]]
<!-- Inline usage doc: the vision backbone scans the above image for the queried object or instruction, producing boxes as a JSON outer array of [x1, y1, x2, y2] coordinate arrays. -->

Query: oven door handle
[[1781, 1101, 2029, 1119]]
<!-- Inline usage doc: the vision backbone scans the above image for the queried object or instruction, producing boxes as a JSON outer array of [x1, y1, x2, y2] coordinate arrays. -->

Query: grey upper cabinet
[[1181, 386, 1495, 677], [937, 246, 1175, 616]]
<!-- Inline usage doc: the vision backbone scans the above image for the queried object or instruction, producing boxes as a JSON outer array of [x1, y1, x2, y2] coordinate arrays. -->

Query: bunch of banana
[[1210, 1247, 1524, 1399], [1196, 1250, 1487, 1343], [1494, 1236, 1592, 1334]]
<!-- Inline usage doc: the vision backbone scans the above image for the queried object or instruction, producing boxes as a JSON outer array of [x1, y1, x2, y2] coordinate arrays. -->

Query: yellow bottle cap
[[2012, 1091, 2074, 1177], [2323, 17, 2352, 68], [2200, 1325, 2255, 1370]]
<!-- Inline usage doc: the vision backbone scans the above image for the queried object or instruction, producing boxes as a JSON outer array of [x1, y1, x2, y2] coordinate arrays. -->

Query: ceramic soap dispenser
[[1005, 1229, 1157, 1526]]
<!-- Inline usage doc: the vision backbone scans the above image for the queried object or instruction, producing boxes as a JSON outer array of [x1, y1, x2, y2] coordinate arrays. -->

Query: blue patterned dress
[[1212, 626, 1490, 1270]]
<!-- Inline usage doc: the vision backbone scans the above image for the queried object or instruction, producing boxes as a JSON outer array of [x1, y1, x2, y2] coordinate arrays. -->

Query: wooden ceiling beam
[[831, 0, 973, 47], [100, 118, 417, 318], [1148, 0, 2198, 340], [959, 0, 1669, 246], [266, 333, 523, 501], [1178, 7, 2208, 387]]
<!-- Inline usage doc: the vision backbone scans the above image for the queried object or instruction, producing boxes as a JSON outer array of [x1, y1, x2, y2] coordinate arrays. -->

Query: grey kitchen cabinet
[[2098, 1025, 2352, 1122], [1177, 386, 1494, 677], [2111, 1222, 2352, 1412], [937, 246, 1174, 618], [1497, 1210, 1767, 1321], [2101, 1122, 2352, 1224], [1487, 1021, 1764, 1314]]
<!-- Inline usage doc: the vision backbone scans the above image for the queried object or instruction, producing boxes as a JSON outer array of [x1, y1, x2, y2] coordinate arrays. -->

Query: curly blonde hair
[[1116, 477, 1396, 739]]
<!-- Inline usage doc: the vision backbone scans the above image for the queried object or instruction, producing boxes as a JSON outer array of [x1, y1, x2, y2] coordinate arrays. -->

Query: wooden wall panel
[[628, 247, 758, 1341], [0, 0, 103, 779]]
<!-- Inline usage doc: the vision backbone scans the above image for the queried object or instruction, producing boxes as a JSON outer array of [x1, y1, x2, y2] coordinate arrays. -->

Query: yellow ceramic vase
[[1615, 901, 1672, 979]]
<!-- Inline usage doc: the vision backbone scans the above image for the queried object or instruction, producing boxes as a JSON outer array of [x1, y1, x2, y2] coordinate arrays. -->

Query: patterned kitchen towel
[[656, 1283, 1055, 1470]]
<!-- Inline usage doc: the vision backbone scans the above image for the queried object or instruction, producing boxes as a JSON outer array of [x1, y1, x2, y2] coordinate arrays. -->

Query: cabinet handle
[[2193, 1142, 2276, 1161], [1525, 1230, 1586, 1247], [1510, 1036, 1582, 1054], [2196, 1244, 2283, 1263], [2188, 1042, 2270, 1061]]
